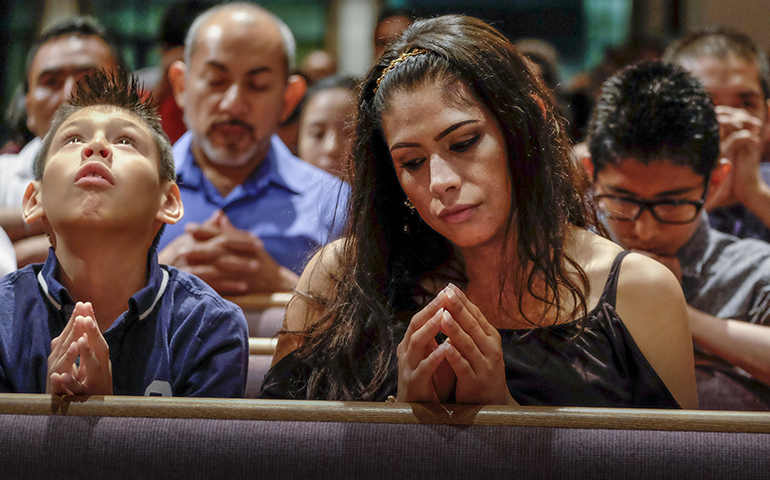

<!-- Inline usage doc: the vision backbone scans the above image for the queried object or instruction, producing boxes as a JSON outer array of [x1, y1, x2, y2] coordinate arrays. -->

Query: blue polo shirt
[[159, 133, 349, 273], [0, 248, 249, 397]]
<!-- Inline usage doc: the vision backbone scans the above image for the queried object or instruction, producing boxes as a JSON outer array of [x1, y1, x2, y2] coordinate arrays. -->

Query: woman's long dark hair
[[288, 15, 594, 400]]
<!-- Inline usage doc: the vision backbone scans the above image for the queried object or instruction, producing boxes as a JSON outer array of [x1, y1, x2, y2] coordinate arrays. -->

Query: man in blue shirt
[[0, 69, 248, 397], [160, 3, 348, 295]]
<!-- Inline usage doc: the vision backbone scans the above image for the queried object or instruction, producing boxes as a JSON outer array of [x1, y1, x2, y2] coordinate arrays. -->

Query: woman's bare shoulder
[[566, 227, 623, 270], [565, 228, 624, 307], [297, 238, 346, 295], [272, 238, 347, 365], [614, 251, 683, 298], [567, 227, 677, 286], [567, 228, 682, 309], [613, 252, 698, 409], [286, 238, 346, 329], [568, 229, 697, 407]]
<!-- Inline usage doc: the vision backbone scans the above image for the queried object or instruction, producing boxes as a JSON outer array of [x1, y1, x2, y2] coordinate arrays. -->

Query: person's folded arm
[[688, 306, 770, 386]]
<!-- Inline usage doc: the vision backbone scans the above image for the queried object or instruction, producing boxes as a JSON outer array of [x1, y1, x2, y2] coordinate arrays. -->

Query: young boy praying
[[0, 70, 249, 397]]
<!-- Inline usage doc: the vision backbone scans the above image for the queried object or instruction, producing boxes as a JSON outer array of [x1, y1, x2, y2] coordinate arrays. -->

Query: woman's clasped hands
[[396, 284, 518, 405]]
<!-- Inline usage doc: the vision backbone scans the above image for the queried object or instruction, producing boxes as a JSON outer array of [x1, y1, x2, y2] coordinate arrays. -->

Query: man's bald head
[[184, 2, 296, 78]]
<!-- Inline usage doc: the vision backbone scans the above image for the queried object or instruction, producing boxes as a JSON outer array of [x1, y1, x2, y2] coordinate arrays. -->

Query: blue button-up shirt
[[159, 133, 349, 273]]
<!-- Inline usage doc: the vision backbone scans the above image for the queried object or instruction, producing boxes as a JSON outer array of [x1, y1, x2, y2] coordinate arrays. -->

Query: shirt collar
[[676, 212, 711, 279], [174, 132, 299, 196], [37, 246, 169, 324]]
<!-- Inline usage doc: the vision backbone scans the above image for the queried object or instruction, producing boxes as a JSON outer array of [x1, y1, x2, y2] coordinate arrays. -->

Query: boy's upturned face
[[35, 106, 169, 232], [594, 158, 707, 257]]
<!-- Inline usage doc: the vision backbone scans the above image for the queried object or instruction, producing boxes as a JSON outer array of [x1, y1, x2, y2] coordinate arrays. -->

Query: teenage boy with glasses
[[584, 62, 770, 411]]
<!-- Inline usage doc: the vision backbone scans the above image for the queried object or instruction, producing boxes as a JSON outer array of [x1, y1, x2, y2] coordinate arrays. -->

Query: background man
[[0, 16, 125, 266], [162, 2, 347, 295], [665, 27, 770, 242]]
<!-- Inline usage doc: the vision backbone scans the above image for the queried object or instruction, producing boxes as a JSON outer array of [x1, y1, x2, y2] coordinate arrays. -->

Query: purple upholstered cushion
[[1, 414, 769, 479]]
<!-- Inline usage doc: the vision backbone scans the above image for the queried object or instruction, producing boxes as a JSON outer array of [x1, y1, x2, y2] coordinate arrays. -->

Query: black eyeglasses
[[594, 189, 707, 225]]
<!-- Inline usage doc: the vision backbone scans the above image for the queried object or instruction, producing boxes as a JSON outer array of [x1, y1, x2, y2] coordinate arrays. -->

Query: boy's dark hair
[[587, 61, 720, 180], [663, 26, 770, 100], [34, 69, 175, 183], [25, 16, 127, 91]]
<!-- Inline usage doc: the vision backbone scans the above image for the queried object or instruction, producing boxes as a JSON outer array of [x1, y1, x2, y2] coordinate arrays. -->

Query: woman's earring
[[405, 198, 415, 211]]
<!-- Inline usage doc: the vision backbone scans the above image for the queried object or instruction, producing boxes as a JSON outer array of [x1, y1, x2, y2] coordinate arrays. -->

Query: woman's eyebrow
[[434, 119, 479, 142], [390, 119, 480, 152]]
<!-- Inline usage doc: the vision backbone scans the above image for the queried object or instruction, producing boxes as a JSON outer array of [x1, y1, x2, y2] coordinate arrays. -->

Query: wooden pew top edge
[[226, 292, 292, 310], [249, 337, 278, 355], [0, 394, 768, 433]]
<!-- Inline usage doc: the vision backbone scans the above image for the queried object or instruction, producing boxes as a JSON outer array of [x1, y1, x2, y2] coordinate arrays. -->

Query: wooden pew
[[226, 292, 291, 338], [249, 337, 278, 356], [1, 395, 768, 479], [1, 394, 769, 431], [246, 337, 277, 397], [225, 292, 292, 311]]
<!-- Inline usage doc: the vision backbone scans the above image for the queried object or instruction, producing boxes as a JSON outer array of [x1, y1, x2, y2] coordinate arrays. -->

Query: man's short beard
[[184, 110, 265, 167], [195, 133, 261, 167]]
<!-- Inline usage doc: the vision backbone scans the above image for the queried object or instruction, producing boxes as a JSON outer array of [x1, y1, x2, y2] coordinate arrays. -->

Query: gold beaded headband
[[374, 48, 430, 94]]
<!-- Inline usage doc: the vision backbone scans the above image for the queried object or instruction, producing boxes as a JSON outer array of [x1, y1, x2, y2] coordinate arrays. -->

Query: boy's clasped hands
[[397, 284, 518, 405], [46, 302, 113, 396]]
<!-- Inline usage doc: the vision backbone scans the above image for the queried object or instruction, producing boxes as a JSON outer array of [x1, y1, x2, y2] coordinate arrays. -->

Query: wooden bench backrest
[[1, 394, 769, 433]]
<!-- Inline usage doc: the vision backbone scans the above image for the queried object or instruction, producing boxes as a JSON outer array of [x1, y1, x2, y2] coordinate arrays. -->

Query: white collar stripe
[[139, 268, 169, 321], [37, 270, 61, 311], [36, 268, 169, 320]]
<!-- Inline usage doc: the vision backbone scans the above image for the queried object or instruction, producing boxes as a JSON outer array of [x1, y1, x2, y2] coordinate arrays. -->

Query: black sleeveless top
[[260, 251, 680, 408]]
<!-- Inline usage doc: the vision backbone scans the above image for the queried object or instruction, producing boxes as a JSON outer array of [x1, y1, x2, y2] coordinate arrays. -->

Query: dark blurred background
[[1, 0, 768, 145]]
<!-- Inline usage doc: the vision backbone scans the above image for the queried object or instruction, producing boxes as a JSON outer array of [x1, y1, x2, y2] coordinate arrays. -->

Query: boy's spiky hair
[[34, 68, 176, 183]]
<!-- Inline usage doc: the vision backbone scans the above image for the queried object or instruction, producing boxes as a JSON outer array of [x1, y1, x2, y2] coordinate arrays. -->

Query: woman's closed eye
[[450, 135, 479, 153], [401, 157, 426, 171]]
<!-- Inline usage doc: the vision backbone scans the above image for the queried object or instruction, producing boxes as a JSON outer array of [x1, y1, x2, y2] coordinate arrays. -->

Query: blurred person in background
[[373, 8, 414, 61], [0, 85, 36, 154], [297, 74, 356, 179], [665, 27, 770, 242], [136, 0, 214, 145], [298, 50, 338, 86], [0, 15, 124, 267]]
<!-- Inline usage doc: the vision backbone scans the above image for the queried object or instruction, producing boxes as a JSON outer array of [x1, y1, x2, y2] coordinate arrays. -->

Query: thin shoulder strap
[[601, 250, 631, 308]]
